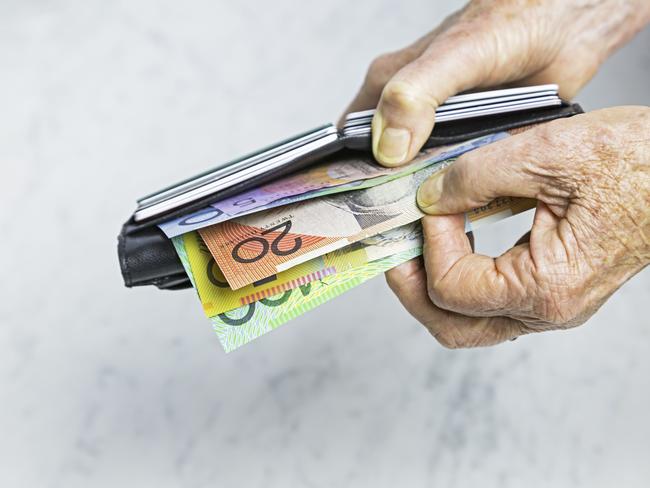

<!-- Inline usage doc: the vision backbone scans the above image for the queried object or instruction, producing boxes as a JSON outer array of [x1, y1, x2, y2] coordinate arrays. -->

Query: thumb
[[370, 1, 566, 168], [371, 48, 488, 167], [415, 123, 569, 214], [371, 24, 524, 167]]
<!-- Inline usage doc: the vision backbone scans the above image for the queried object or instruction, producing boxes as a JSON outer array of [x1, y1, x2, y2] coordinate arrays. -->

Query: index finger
[[421, 214, 533, 317]]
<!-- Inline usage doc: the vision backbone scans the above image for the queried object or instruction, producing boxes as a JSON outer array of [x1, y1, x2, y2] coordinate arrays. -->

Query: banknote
[[210, 247, 423, 353], [172, 228, 422, 352], [176, 223, 422, 316], [158, 132, 508, 237], [173, 203, 533, 352], [171, 234, 196, 287], [200, 158, 536, 289]]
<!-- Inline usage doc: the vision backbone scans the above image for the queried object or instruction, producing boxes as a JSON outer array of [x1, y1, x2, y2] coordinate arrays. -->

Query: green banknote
[[171, 236, 195, 287], [173, 234, 421, 352]]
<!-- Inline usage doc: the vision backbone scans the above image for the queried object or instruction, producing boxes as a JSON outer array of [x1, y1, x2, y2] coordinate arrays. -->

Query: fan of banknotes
[[161, 131, 535, 352]]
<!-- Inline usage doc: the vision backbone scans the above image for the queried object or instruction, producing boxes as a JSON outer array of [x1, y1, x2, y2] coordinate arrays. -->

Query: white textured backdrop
[[0, 1, 648, 487]]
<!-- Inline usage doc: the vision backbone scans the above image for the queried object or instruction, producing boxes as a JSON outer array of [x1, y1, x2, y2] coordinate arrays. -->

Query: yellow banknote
[[184, 196, 534, 317], [182, 225, 422, 317]]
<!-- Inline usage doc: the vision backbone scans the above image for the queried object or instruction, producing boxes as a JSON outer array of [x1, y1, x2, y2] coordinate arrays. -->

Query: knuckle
[[381, 79, 431, 112], [440, 160, 486, 208], [426, 279, 457, 310], [426, 280, 442, 305], [384, 260, 422, 299], [365, 53, 399, 89], [384, 271, 403, 295], [516, 122, 577, 197]]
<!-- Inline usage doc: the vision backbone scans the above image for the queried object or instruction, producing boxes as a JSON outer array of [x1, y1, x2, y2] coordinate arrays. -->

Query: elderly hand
[[341, 0, 650, 347], [342, 0, 650, 166], [387, 107, 650, 347]]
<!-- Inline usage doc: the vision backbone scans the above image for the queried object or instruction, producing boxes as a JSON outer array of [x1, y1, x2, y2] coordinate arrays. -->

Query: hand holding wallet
[[117, 85, 583, 291]]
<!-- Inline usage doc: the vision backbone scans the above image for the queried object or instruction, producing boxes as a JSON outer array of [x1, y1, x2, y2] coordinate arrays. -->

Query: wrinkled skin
[[393, 108, 650, 347], [341, 0, 650, 348]]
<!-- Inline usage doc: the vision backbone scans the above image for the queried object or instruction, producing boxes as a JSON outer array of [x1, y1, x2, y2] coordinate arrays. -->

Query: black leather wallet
[[118, 95, 583, 291]]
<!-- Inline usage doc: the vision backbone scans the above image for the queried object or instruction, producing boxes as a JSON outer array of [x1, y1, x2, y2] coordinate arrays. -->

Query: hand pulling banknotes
[[169, 133, 533, 352], [119, 85, 581, 352]]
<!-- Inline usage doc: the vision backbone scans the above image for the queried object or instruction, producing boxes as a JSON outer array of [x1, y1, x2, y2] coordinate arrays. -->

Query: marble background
[[0, 1, 648, 486]]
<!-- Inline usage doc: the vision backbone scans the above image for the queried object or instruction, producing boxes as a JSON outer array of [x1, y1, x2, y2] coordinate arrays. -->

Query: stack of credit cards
[[342, 84, 561, 137]]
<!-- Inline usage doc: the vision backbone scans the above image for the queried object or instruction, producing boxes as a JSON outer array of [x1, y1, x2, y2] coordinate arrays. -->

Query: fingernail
[[417, 171, 445, 210], [376, 127, 411, 165]]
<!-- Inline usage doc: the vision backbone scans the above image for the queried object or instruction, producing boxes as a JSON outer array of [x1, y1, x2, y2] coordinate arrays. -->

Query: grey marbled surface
[[0, 1, 648, 486]]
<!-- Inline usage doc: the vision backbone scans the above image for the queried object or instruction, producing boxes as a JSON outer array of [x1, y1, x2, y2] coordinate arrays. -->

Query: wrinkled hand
[[342, 0, 650, 166], [386, 107, 650, 347], [340, 0, 650, 347]]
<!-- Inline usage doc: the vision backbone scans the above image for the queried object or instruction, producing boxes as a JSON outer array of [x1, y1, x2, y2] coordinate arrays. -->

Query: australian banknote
[[199, 158, 536, 289], [174, 201, 534, 352], [158, 132, 508, 237], [173, 229, 423, 352], [174, 223, 423, 317], [210, 247, 422, 353]]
